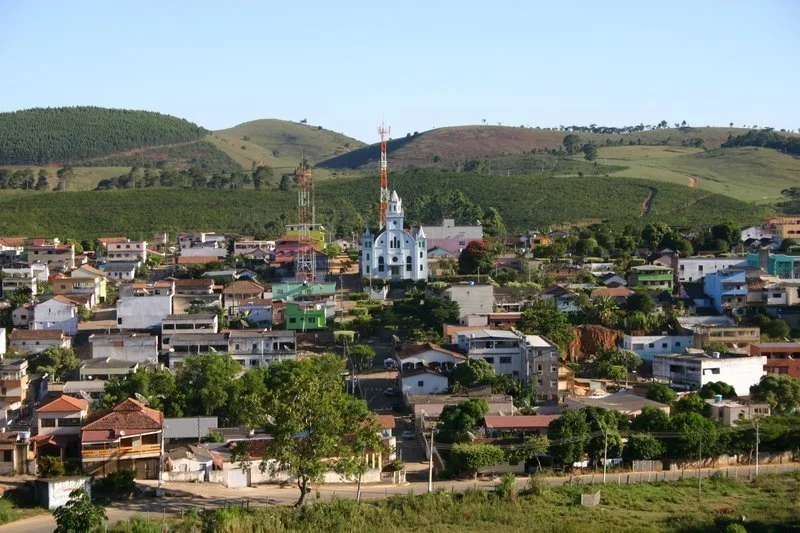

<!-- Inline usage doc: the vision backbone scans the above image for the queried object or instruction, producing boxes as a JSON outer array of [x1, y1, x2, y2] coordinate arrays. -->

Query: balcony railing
[[81, 443, 161, 460]]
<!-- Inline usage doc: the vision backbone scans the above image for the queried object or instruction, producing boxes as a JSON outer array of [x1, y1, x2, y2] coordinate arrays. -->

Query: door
[[227, 468, 251, 488]]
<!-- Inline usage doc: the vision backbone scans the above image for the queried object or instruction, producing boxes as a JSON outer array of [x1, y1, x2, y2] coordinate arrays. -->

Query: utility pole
[[427, 422, 435, 493], [591, 412, 608, 484], [755, 416, 760, 476], [697, 433, 702, 501]]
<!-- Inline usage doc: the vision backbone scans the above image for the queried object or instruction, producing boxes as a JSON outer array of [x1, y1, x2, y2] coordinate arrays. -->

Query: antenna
[[378, 122, 391, 228], [295, 159, 316, 283]]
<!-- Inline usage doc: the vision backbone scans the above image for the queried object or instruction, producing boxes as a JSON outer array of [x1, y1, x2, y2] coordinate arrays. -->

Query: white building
[[456, 329, 524, 379], [161, 313, 219, 347], [1, 266, 40, 297], [26, 243, 75, 271], [652, 352, 767, 396], [101, 263, 137, 281], [232, 240, 275, 257], [0, 329, 5, 356], [106, 240, 148, 263], [116, 281, 174, 330], [394, 343, 465, 371], [360, 191, 427, 282], [89, 333, 159, 364], [399, 368, 449, 395], [677, 257, 748, 282], [35, 395, 89, 438], [9, 329, 71, 354], [523, 335, 562, 400], [32, 296, 79, 336], [444, 284, 494, 324], [622, 334, 694, 362]]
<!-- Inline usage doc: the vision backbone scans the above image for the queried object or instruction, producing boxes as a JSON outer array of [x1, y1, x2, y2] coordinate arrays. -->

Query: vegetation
[[83, 140, 239, 174], [0, 107, 207, 165], [449, 443, 506, 477], [53, 489, 106, 533], [723, 128, 800, 156], [37, 456, 66, 478], [27, 347, 80, 381], [750, 375, 800, 414]]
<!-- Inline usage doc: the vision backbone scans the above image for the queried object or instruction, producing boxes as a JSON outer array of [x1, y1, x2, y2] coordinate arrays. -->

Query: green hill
[[0, 174, 768, 240], [214, 119, 366, 166]]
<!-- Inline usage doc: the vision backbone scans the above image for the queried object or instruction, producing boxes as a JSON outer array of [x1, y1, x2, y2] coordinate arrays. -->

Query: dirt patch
[[687, 176, 698, 188]]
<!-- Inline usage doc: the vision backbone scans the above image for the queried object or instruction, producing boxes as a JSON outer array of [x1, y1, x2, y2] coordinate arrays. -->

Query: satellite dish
[[134, 393, 150, 406]]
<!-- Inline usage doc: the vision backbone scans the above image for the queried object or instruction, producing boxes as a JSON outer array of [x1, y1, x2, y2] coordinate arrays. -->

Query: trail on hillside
[[687, 175, 698, 188], [77, 140, 202, 163], [639, 187, 657, 218]]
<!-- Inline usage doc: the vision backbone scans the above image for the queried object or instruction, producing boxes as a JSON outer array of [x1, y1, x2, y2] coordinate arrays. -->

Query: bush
[[37, 456, 65, 478], [383, 460, 405, 472], [0, 499, 18, 525], [494, 472, 518, 502], [95, 469, 136, 497], [108, 514, 162, 533], [348, 292, 369, 301], [525, 475, 547, 497]]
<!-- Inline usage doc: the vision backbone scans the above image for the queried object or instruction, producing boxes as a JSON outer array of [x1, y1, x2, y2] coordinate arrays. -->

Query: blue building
[[703, 269, 747, 314]]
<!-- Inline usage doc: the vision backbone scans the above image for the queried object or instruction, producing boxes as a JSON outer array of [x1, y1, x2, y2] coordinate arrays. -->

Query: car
[[382, 387, 396, 396], [401, 430, 416, 440]]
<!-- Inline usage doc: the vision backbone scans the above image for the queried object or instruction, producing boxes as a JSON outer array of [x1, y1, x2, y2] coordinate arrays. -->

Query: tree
[[482, 207, 506, 237], [764, 319, 790, 339], [259, 355, 381, 507], [55, 166, 74, 191], [438, 398, 490, 443], [518, 301, 575, 351], [582, 143, 598, 161], [35, 169, 49, 190], [449, 443, 505, 477], [547, 408, 590, 465], [711, 221, 741, 249], [584, 407, 625, 463], [592, 348, 642, 382], [28, 347, 80, 381], [101, 367, 182, 416], [631, 406, 670, 433], [348, 344, 376, 372], [506, 434, 549, 472], [450, 358, 496, 390], [698, 381, 737, 400], [646, 383, 677, 404], [673, 392, 707, 415], [458, 240, 495, 275], [668, 412, 718, 460], [562, 134, 581, 155], [623, 433, 664, 461], [278, 174, 293, 191], [626, 292, 656, 314], [252, 165, 273, 189], [324, 242, 341, 258], [750, 375, 800, 414], [175, 353, 242, 421], [37, 456, 66, 477], [53, 489, 107, 533]]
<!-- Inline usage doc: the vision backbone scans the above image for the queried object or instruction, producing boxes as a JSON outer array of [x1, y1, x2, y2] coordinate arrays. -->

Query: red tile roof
[[37, 395, 88, 413], [396, 342, 465, 360], [374, 415, 397, 430], [82, 398, 163, 434], [483, 415, 560, 430], [222, 280, 264, 295], [177, 256, 221, 265], [591, 286, 635, 299], [10, 329, 67, 341]]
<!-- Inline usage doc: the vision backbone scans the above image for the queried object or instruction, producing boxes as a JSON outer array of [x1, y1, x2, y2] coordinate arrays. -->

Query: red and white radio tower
[[295, 160, 316, 283], [378, 122, 391, 228]]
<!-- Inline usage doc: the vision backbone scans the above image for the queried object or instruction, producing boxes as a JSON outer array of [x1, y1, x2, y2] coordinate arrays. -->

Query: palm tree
[[592, 296, 619, 327]]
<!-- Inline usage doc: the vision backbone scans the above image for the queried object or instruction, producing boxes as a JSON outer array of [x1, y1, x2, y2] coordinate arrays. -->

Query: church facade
[[361, 191, 428, 281]]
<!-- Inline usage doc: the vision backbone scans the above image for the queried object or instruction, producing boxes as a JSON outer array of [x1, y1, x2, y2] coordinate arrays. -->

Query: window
[[59, 418, 81, 427], [250, 360, 259, 367], [42, 419, 56, 428], [2, 451, 11, 462], [366, 253, 370, 261], [117, 318, 122, 325], [417, 381, 424, 387], [289, 317, 297, 324], [252, 343, 258, 350], [648, 343, 655, 348], [234, 344, 240, 350], [483, 357, 495, 364], [420, 265, 423, 271], [419, 251, 423, 259], [675, 342, 681, 347], [512, 371, 519, 376], [499, 356, 512, 364], [662, 343, 668, 348]]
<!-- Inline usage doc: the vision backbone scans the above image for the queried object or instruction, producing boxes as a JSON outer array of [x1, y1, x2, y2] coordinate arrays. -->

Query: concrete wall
[[445, 285, 494, 323], [117, 295, 172, 329], [163, 470, 207, 482]]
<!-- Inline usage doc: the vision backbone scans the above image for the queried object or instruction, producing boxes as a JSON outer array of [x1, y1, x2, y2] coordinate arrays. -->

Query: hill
[[0, 173, 767, 240], [213, 119, 366, 166]]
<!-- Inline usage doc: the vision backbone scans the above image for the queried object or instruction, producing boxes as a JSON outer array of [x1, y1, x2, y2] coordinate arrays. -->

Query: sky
[[1, 1, 799, 142]]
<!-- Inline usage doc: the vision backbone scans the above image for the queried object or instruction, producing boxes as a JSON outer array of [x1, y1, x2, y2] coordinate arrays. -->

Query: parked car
[[382, 387, 397, 396], [401, 430, 415, 439]]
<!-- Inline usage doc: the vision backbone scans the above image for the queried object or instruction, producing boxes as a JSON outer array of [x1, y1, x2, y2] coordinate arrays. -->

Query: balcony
[[82, 443, 161, 460]]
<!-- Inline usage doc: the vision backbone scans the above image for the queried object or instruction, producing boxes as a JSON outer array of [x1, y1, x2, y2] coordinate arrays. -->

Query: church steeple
[[387, 190, 404, 228]]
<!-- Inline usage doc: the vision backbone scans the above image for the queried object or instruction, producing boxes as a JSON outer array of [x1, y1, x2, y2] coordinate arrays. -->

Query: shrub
[[348, 292, 369, 301], [108, 514, 162, 533], [37, 456, 65, 478], [95, 469, 136, 497], [723, 524, 747, 533], [0, 499, 18, 525], [494, 472, 518, 502], [525, 475, 548, 497], [383, 460, 405, 472]]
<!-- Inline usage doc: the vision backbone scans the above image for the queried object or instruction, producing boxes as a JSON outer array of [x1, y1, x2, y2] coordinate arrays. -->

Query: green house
[[272, 282, 337, 301], [628, 265, 674, 290], [285, 302, 327, 331]]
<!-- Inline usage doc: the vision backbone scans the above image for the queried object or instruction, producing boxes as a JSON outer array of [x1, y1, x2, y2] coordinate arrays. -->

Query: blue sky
[[1, 1, 798, 142]]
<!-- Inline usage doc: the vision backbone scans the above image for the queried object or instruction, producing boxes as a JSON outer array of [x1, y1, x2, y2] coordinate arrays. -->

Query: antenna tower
[[295, 160, 316, 283], [378, 122, 391, 227]]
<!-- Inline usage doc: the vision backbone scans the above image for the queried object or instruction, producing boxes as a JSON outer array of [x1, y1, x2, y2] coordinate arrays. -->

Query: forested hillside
[[0, 107, 208, 164]]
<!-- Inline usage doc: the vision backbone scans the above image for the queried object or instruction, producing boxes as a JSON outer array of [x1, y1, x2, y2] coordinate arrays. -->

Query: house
[[522, 335, 562, 400], [9, 329, 71, 354], [79, 358, 139, 380], [628, 265, 674, 291], [284, 301, 326, 331], [237, 298, 272, 327], [703, 269, 747, 314], [768, 216, 800, 240], [690, 325, 760, 352], [163, 417, 219, 444], [166, 444, 214, 478], [53, 272, 106, 303], [89, 333, 159, 364], [406, 389, 515, 420], [178, 232, 227, 250], [705, 397, 770, 425], [232, 240, 275, 257], [26, 243, 75, 271], [539, 285, 580, 313], [0, 431, 35, 475], [161, 313, 219, 347], [34, 395, 89, 461], [482, 414, 560, 438], [597, 272, 627, 287], [622, 334, 693, 362], [172, 278, 215, 296], [750, 342, 800, 379], [71, 265, 109, 300], [590, 286, 634, 304], [456, 329, 524, 378], [678, 257, 747, 283], [54, 380, 107, 401], [226, 330, 297, 368], [0, 358, 30, 422], [105, 240, 148, 263], [395, 342, 466, 372], [747, 276, 800, 308], [747, 251, 800, 279], [116, 281, 174, 330], [360, 191, 428, 281], [11, 304, 32, 328], [81, 398, 164, 479], [443, 284, 494, 323], [32, 296, 79, 335], [0, 329, 5, 356], [741, 226, 773, 242], [419, 218, 483, 255], [565, 390, 670, 417], [100, 262, 138, 281], [652, 352, 767, 396], [167, 333, 229, 366], [399, 368, 449, 395], [1, 265, 39, 297], [222, 280, 265, 313]]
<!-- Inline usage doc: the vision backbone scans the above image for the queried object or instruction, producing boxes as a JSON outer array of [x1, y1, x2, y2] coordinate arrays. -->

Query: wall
[[91, 338, 158, 364], [678, 258, 747, 282], [445, 285, 494, 323], [163, 470, 207, 482], [400, 374, 448, 395], [34, 477, 91, 510], [117, 295, 172, 329], [623, 335, 693, 362]]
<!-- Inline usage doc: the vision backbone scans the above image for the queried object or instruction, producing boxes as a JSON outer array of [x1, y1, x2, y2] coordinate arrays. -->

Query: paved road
[[4, 463, 796, 533]]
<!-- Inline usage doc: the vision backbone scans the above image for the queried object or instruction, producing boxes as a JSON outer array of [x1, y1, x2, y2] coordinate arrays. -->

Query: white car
[[401, 430, 415, 439]]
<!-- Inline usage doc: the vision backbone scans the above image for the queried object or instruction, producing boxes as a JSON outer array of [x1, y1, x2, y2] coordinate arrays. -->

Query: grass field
[[110, 473, 800, 532]]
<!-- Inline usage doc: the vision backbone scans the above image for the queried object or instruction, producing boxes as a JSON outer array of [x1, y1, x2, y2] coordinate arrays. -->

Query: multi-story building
[[232, 240, 275, 257], [53, 272, 106, 304], [0, 358, 29, 421], [677, 257, 747, 282], [81, 398, 163, 479], [1, 265, 41, 297], [522, 335, 562, 401], [360, 191, 428, 282], [26, 243, 75, 271], [691, 325, 760, 352], [222, 280, 266, 314], [34, 394, 89, 461], [116, 281, 174, 330], [748, 252, 800, 279], [79, 358, 139, 380], [622, 334, 694, 362], [628, 265, 674, 291], [101, 263, 137, 281], [456, 329, 524, 378], [768, 216, 800, 240], [167, 330, 296, 368], [652, 352, 766, 396], [419, 218, 483, 256], [32, 296, 79, 335], [747, 276, 800, 308], [703, 269, 747, 314], [750, 342, 800, 379], [284, 302, 327, 330], [161, 314, 218, 347], [173, 278, 215, 296], [105, 240, 148, 263], [9, 329, 71, 354], [705, 397, 770, 425], [443, 284, 494, 324], [89, 333, 159, 364]]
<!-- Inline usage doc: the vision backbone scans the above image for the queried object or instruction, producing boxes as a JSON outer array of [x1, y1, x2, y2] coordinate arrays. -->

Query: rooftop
[[80, 358, 138, 370], [10, 329, 66, 341], [483, 414, 560, 430], [459, 329, 520, 340], [567, 390, 668, 414], [163, 313, 217, 322], [751, 342, 800, 349], [396, 342, 466, 360], [37, 394, 89, 413], [82, 398, 164, 433], [524, 335, 555, 348], [222, 280, 265, 295], [632, 265, 673, 271]]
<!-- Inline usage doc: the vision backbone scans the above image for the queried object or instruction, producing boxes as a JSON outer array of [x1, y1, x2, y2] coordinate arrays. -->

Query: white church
[[361, 191, 428, 281]]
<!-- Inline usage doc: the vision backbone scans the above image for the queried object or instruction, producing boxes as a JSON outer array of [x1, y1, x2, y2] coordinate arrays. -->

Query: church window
[[393, 221, 397, 227], [406, 255, 412, 272], [392, 256, 399, 263]]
